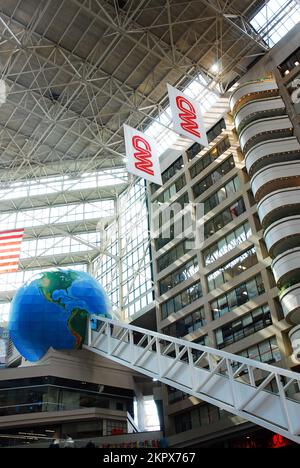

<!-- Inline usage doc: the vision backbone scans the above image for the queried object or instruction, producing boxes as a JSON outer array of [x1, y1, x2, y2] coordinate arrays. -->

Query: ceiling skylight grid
[[250, 0, 300, 47]]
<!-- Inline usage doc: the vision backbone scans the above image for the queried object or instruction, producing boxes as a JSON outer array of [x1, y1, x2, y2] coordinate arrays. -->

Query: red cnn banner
[[167, 84, 209, 147], [124, 125, 162, 185]]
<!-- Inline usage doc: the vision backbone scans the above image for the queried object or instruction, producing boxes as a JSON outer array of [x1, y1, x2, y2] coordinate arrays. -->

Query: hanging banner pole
[[167, 84, 209, 147], [124, 125, 162, 185]]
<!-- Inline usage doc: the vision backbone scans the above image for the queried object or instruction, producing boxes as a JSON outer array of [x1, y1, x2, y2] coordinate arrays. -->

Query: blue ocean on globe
[[8, 269, 112, 362]]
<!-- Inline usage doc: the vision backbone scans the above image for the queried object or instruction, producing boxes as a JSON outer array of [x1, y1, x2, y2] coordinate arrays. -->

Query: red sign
[[132, 135, 154, 176], [167, 84, 209, 146], [124, 125, 162, 185], [175, 95, 200, 139]]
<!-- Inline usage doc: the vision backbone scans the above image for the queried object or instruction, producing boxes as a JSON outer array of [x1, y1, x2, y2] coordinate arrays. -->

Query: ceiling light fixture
[[211, 63, 220, 74]]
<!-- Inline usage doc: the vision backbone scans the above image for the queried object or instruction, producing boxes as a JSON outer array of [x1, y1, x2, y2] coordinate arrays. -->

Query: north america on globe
[[8, 269, 112, 362]]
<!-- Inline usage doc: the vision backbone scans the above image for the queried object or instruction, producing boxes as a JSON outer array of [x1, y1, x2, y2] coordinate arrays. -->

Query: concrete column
[[134, 384, 146, 432]]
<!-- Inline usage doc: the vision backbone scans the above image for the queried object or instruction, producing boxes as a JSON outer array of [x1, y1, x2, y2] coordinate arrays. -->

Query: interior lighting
[[211, 63, 220, 74]]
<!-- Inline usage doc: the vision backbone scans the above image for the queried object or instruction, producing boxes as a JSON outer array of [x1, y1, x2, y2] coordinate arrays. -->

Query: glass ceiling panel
[[250, 0, 300, 48]]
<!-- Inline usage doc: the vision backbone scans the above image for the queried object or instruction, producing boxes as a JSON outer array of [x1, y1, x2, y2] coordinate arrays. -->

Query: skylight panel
[[250, 0, 300, 48]]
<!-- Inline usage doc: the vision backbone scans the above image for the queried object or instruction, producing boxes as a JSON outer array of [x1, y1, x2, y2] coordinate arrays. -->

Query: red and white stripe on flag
[[167, 84, 209, 147], [124, 124, 162, 185], [0, 228, 24, 274]]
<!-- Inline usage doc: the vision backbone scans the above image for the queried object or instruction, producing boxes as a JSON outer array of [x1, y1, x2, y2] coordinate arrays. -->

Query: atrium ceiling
[[0, 0, 271, 183]]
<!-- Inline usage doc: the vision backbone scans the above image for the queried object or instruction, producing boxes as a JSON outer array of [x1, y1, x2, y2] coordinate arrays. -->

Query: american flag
[[0, 229, 24, 274]]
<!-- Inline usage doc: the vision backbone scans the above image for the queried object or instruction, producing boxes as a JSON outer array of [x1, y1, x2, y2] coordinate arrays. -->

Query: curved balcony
[[245, 137, 300, 176], [265, 216, 300, 258], [280, 284, 300, 324], [272, 248, 300, 285], [289, 326, 300, 360], [258, 187, 300, 228], [229, 80, 278, 112], [251, 161, 300, 201], [239, 116, 292, 154], [234, 97, 285, 133]]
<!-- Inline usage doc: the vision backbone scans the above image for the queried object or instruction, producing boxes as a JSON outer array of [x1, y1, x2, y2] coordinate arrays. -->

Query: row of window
[[155, 174, 186, 204], [204, 175, 241, 215], [159, 257, 199, 295], [192, 155, 235, 199], [239, 337, 281, 364], [157, 240, 190, 272], [0, 168, 127, 202], [203, 221, 252, 267], [0, 200, 114, 231], [186, 118, 226, 161], [156, 192, 189, 230], [215, 305, 272, 349], [189, 137, 231, 179], [151, 156, 184, 193], [154, 194, 190, 250], [204, 198, 246, 239], [161, 282, 203, 320], [21, 233, 99, 259], [211, 274, 265, 320], [96, 180, 153, 319], [150, 119, 227, 196], [156, 197, 248, 273], [207, 247, 258, 292], [0, 264, 87, 294], [162, 307, 206, 338], [174, 403, 225, 434]]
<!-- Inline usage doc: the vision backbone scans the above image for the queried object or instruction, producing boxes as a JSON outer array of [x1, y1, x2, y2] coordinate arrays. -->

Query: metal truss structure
[[85, 316, 300, 444], [0, 0, 287, 316]]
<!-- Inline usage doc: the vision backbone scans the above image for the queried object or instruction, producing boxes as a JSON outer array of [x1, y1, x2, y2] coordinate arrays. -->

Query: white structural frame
[[85, 316, 300, 444]]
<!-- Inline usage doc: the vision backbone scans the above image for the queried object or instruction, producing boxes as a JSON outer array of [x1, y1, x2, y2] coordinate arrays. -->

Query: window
[[186, 118, 226, 161], [207, 247, 258, 292], [161, 282, 203, 320], [215, 305, 272, 349], [203, 175, 241, 213], [168, 387, 188, 404], [239, 337, 281, 364], [162, 307, 206, 337], [0, 200, 115, 232], [0, 168, 127, 202], [250, 0, 300, 48], [155, 175, 186, 204], [211, 274, 265, 320], [155, 193, 190, 250], [157, 240, 191, 272], [189, 137, 231, 179], [175, 411, 192, 433], [204, 198, 246, 239], [95, 179, 153, 318], [191, 335, 209, 361], [192, 155, 235, 199], [203, 222, 252, 266], [159, 257, 199, 294], [198, 404, 222, 426]]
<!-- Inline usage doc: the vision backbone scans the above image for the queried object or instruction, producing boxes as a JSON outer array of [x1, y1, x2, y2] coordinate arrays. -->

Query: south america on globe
[[8, 269, 112, 362]]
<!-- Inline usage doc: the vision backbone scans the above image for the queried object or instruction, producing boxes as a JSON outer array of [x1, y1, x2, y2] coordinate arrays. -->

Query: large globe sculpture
[[8, 269, 112, 362]]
